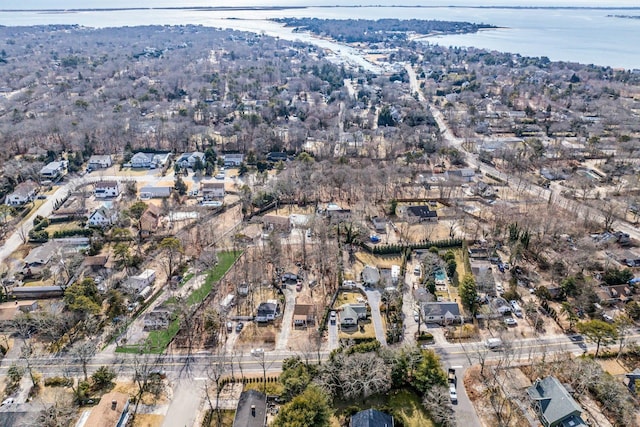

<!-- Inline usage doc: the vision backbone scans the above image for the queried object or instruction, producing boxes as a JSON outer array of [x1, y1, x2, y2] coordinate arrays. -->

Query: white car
[[504, 317, 517, 326], [250, 348, 264, 356], [449, 384, 458, 403]]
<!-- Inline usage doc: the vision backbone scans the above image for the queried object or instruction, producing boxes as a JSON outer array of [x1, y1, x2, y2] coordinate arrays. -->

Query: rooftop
[[82, 391, 130, 427], [232, 390, 267, 427], [527, 376, 585, 427], [351, 409, 394, 427]]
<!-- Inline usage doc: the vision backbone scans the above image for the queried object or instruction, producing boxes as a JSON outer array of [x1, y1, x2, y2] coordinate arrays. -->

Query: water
[[0, 2, 639, 69]]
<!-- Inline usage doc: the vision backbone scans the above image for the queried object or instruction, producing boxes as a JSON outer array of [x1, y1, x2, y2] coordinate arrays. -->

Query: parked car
[[449, 384, 458, 404], [236, 322, 244, 333], [342, 280, 356, 289], [226, 322, 233, 332], [504, 317, 517, 326], [602, 314, 614, 323], [330, 311, 337, 324], [413, 311, 420, 323], [250, 348, 264, 356]]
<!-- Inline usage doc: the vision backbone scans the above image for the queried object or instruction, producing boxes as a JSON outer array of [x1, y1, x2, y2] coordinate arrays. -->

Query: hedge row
[[363, 238, 463, 255]]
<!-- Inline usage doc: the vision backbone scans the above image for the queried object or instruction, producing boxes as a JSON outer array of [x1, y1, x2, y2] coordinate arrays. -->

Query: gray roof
[[351, 409, 394, 427], [422, 302, 461, 317], [233, 390, 266, 427], [24, 242, 59, 265], [527, 376, 584, 427]]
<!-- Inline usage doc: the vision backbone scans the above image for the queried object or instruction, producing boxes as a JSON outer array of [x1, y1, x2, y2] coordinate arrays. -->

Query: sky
[[2, 1, 639, 10]]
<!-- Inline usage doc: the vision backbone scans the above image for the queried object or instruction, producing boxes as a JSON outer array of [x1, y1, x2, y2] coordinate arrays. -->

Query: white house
[[88, 207, 116, 227], [200, 181, 225, 200], [40, 161, 67, 181], [94, 181, 120, 198], [5, 180, 38, 206], [130, 152, 153, 168], [139, 186, 172, 199], [176, 152, 205, 169], [223, 153, 244, 167], [87, 155, 112, 170], [128, 269, 156, 292]]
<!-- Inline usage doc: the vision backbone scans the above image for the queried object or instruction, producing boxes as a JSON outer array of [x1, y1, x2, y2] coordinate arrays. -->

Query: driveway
[[327, 317, 339, 351], [360, 286, 387, 346], [275, 287, 296, 350], [162, 377, 205, 427]]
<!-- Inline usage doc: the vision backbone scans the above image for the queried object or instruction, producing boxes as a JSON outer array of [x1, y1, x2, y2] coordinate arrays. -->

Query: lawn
[[331, 389, 434, 427], [388, 389, 435, 427], [116, 250, 242, 354]]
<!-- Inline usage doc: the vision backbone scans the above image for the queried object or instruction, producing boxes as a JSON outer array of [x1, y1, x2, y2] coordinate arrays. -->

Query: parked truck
[[448, 368, 456, 386]]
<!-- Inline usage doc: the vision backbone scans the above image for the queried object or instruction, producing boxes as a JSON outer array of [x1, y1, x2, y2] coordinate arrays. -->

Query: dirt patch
[[133, 413, 164, 427], [597, 358, 629, 375]]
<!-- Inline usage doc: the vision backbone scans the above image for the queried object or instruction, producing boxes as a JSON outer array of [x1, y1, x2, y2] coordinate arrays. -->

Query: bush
[[44, 376, 74, 387]]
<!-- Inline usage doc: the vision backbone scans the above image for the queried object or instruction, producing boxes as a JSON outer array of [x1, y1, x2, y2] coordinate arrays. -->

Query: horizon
[[3, 0, 640, 11]]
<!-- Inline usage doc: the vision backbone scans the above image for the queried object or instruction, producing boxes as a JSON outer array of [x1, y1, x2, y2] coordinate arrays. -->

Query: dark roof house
[[233, 390, 267, 427], [406, 205, 438, 221], [422, 302, 462, 324], [526, 376, 586, 427], [351, 409, 394, 427]]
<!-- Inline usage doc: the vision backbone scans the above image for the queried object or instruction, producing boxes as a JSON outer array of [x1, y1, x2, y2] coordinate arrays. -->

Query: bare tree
[[422, 385, 456, 427]]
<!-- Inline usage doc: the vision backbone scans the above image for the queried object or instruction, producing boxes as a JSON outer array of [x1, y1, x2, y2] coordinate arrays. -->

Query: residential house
[[127, 269, 156, 293], [421, 302, 462, 325], [139, 185, 172, 199], [449, 168, 475, 182], [261, 215, 291, 234], [130, 152, 153, 168], [326, 203, 351, 223], [5, 180, 38, 206], [144, 308, 171, 331], [339, 303, 368, 327], [200, 181, 225, 200], [255, 301, 279, 323], [597, 285, 633, 304], [23, 242, 58, 271], [371, 216, 387, 234], [87, 155, 113, 170], [293, 304, 316, 327], [340, 304, 359, 327], [82, 391, 130, 427], [39, 161, 66, 182], [94, 181, 120, 198], [527, 376, 586, 427], [266, 152, 288, 162], [232, 390, 267, 427], [223, 153, 244, 167], [88, 207, 117, 228], [406, 205, 438, 222], [139, 204, 162, 237], [0, 301, 39, 323], [351, 409, 394, 427], [84, 255, 109, 272], [176, 151, 205, 169]]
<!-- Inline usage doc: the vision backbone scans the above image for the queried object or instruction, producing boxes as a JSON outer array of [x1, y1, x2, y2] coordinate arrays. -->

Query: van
[[485, 338, 503, 350]]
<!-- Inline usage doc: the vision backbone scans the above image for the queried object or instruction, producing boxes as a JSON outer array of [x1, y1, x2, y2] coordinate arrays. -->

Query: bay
[[0, 2, 639, 69]]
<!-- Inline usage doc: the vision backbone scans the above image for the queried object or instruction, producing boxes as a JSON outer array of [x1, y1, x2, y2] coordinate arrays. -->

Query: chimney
[[111, 400, 117, 410], [251, 405, 256, 417]]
